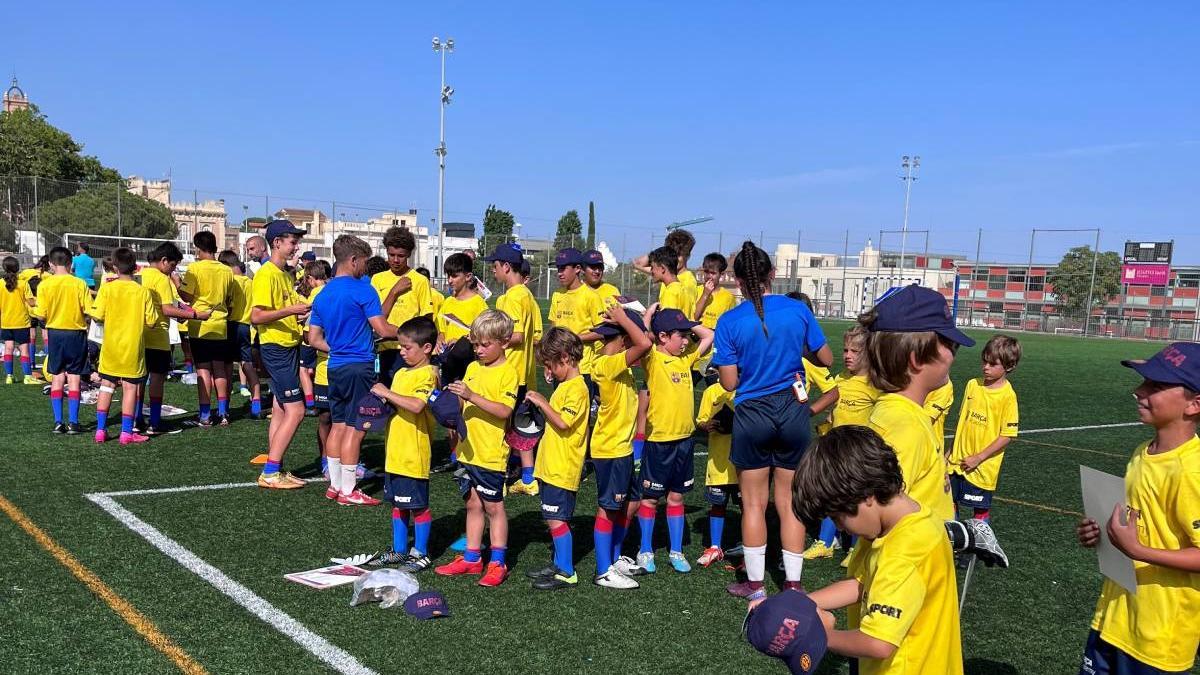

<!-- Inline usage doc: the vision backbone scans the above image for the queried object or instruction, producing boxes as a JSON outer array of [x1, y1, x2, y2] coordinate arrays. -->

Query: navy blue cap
[[870, 284, 975, 347], [353, 393, 391, 432], [404, 591, 450, 620], [743, 589, 827, 674], [584, 249, 604, 266], [650, 308, 700, 335], [592, 308, 647, 339], [554, 248, 587, 267], [504, 400, 545, 452], [428, 390, 467, 440], [1122, 342, 1200, 392], [264, 219, 306, 243], [300, 251, 316, 261], [483, 243, 524, 266]]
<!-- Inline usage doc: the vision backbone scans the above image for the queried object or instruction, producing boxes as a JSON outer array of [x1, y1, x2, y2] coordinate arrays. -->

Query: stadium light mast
[[898, 155, 920, 286], [433, 36, 455, 279]]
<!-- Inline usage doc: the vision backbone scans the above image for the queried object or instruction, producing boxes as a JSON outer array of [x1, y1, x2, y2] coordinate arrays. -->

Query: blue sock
[[463, 547, 482, 564], [50, 392, 63, 424], [96, 408, 109, 431], [67, 392, 80, 423], [198, 402, 211, 421], [250, 398, 262, 416], [638, 504, 656, 554], [819, 517, 838, 547], [264, 460, 280, 475], [413, 509, 431, 556], [320, 456, 328, 474], [121, 415, 134, 435], [612, 513, 629, 562], [391, 509, 409, 554], [490, 546, 506, 566], [149, 398, 162, 427], [21, 357, 32, 377], [217, 397, 228, 417], [595, 513, 615, 574], [521, 466, 534, 484], [135, 397, 144, 425], [633, 437, 645, 463], [709, 506, 726, 550], [551, 523, 574, 575], [666, 503, 685, 553], [3, 358, 12, 376]]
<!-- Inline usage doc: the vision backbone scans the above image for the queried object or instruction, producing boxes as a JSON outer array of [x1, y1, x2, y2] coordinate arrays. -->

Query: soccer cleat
[[94, 430, 107, 444], [197, 417, 214, 428], [595, 568, 639, 589], [65, 423, 84, 435], [400, 553, 433, 573], [723, 543, 745, 558], [119, 432, 150, 445], [24, 375, 40, 385], [612, 555, 647, 577], [53, 423, 67, 434], [478, 562, 509, 587], [782, 581, 804, 592], [4, 375, 11, 384], [525, 564, 559, 580], [304, 407, 318, 417], [449, 534, 468, 552], [435, 555, 483, 576], [355, 463, 377, 481], [239, 386, 252, 398], [697, 546, 725, 568], [430, 459, 456, 474], [368, 550, 409, 567], [324, 487, 339, 501], [802, 541, 837, 560], [249, 453, 269, 465], [531, 569, 578, 590], [336, 490, 380, 506], [218, 415, 231, 427], [963, 518, 1009, 569], [258, 472, 304, 490], [144, 426, 181, 436], [508, 480, 539, 497], [281, 472, 305, 487], [668, 551, 691, 573], [636, 551, 657, 574], [726, 580, 766, 599]]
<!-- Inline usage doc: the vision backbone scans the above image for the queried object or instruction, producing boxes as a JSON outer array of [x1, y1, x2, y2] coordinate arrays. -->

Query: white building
[[125, 176, 229, 248]]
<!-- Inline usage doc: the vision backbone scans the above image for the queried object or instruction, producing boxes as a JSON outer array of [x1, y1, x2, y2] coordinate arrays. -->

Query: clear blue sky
[[6, 2, 1199, 263]]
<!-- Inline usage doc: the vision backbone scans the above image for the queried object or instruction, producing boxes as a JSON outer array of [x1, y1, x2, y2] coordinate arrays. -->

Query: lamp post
[[433, 36, 455, 285], [898, 155, 920, 286]]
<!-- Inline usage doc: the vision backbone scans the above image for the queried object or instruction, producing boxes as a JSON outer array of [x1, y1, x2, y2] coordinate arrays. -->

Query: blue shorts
[[228, 322, 253, 362], [260, 344, 302, 404], [639, 437, 696, 499], [384, 473, 430, 510], [329, 362, 375, 425], [299, 345, 318, 369], [145, 348, 171, 376], [705, 484, 740, 506], [456, 463, 506, 503], [731, 388, 812, 471], [1, 327, 30, 345], [1080, 630, 1185, 675], [539, 482, 577, 521], [313, 384, 329, 410], [46, 329, 87, 375], [190, 337, 228, 365], [592, 455, 635, 510], [950, 473, 993, 510]]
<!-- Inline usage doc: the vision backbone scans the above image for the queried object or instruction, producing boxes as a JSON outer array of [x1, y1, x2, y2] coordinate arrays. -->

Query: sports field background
[[0, 323, 1180, 674]]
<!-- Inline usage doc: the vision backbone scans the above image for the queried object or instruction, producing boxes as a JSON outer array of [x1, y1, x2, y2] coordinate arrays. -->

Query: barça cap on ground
[[353, 393, 391, 432], [483, 243, 524, 266], [1121, 342, 1200, 392], [650, 308, 700, 335], [869, 284, 975, 347], [743, 589, 827, 674], [554, 248, 587, 268], [404, 591, 450, 620]]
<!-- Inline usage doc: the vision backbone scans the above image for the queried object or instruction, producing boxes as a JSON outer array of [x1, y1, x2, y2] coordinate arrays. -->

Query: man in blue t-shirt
[[308, 235, 398, 506], [72, 243, 96, 289]]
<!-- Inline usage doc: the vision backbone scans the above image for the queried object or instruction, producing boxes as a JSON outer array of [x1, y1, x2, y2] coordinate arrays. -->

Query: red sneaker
[[782, 581, 804, 592], [726, 580, 765, 598], [478, 562, 509, 587], [324, 487, 338, 501], [119, 432, 150, 445], [336, 490, 381, 506], [435, 555, 484, 576]]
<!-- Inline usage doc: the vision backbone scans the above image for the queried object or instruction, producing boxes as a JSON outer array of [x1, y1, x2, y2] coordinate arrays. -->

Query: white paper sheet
[[1079, 465, 1138, 593]]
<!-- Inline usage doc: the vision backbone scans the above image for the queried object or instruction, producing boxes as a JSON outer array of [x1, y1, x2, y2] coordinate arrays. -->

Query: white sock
[[744, 544, 767, 582], [782, 549, 805, 582], [340, 464, 357, 496], [327, 458, 342, 492]]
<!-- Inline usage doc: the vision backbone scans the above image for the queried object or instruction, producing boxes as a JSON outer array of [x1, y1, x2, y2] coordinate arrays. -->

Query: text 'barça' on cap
[[1121, 342, 1200, 392], [744, 589, 827, 674], [554, 248, 587, 267], [651, 308, 700, 335]]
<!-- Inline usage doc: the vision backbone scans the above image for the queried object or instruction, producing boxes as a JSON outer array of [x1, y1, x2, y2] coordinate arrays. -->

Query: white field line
[[85, 492, 378, 675]]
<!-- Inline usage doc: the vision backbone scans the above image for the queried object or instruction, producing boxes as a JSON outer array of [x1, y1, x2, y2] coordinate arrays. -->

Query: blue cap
[[1122, 342, 1200, 392], [483, 243, 524, 266], [300, 251, 316, 261], [353, 393, 391, 432], [584, 249, 604, 266], [404, 591, 450, 620], [428, 390, 467, 440], [650, 308, 700, 335], [592, 308, 647, 339], [554, 248, 587, 267], [743, 589, 827, 674], [870, 284, 975, 347], [264, 219, 306, 243]]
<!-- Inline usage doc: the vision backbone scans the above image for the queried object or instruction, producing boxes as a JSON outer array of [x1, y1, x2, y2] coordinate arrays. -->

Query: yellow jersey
[[868, 394, 954, 521], [658, 280, 695, 320], [456, 360, 519, 472], [180, 259, 232, 339], [384, 365, 437, 479], [0, 279, 34, 329], [846, 504, 963, 675], [548, 283, 605, 374], [697, 383, 736, 486], [251, 261, 304, 348], [34, 274, 90, 331], [589, 351, 638, 460], [371, 269, 433, 351], [437, 293, 488, 344], [495, 283, 540, 387], [533, 375, 591, 491], [803, 357, 838, 395], [948, 378, 1019, 491], [229, 274, 253, 325], [698, 286, 736, 328], [591, 282, 621, 304], [139, 267, 179, 352], [1089, 435, 1200, 672], [308, 285, 329, 386], [658, 269, 698, 310], [430, 287, 445, 317], [644, 346, 701, 442], [17, 268, 40, 285], [924, 380, 954, 454], [830, 372, 881, 428], [89, 279, 160, 379]]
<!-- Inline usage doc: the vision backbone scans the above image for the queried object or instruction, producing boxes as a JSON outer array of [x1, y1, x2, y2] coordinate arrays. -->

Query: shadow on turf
[[965, 658, 1019, 675]]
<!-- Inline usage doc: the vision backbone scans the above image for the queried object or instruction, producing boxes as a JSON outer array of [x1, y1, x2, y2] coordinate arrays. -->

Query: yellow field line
[[1015, 437, 1126, 459], [0, 495, 208, 675], [994, 496, 1083, 518]]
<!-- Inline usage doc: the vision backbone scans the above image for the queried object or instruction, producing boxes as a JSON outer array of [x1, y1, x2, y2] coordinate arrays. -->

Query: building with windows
[[125, 176, 228, 249]]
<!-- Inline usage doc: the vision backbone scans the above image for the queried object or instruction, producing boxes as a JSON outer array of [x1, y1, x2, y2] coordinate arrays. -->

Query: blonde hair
[[982, 334, 1021, 371], [470, 309, 514, 343], [857, 308, 942, 393]]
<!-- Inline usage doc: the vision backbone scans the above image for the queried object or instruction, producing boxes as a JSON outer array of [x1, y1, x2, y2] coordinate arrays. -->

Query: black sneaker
[[963, 518, 1009, 569], [218, 415, 231, 427], [145, 425, 182, 436], [532, 569, 578, 590], [368, 550, 408, 567], [401, 554, 433, 573], [65, 422, 84, 435], [52, 423, 67, 434], [133, 419, 148, 434], [525, 563, 559, 581], [431, 459, 457, 474]]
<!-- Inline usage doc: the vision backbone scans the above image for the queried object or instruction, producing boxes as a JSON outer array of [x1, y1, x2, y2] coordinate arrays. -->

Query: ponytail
[[3, 257, 18, 293], [733, 241, 772, 336]]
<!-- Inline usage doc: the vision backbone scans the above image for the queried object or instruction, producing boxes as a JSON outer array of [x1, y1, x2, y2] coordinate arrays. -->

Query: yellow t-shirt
[[89, 279, 160, 379], [430, 287, 445, 317], [456, 360, 519, 472], [698, 286, 736, 328], [251, 261, 303, 348], [591, 282, 621, 304], [644, 346, 701, 442], [0, 279, 34, 329], [384, 365, 437, 479], [803, 357, 838, 395], [589, 351, 638, 460], [437, 293, 488, 344], [34, 274, 91, 331], [868, 394, 954, 521], [830, 372, 882, 428], [697, 382, 736, 486], [139, 267, 179, 352], [548, 283, 606, 374], [924, 380, 954, 454], [307, 285, 329, 386], [17, 268, 40, 285], [658, 280, 695, 321], [495, 283, 540, 387], [533, 375, 591, 491], [658, 269, 698, 308], [948, 378, 1019, 491], [371, 269, 433, 351], [230, 274, 253, 325], [180, 259, 232, 340], [1089, 436, 1200, 672], [846, 504, 963, 675]]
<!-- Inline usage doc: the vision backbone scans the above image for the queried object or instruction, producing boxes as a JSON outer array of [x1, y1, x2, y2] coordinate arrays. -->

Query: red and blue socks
[[50, 389, 63, 424], [121, 414, 135, 436], [632, 434, 645, 463], [250, 397, 262, 416], [490, 546, 506, 567], [3, 353, 12, 376], [413, 508, 431, 556], [96, 406, 109, 431], [638, 503, 656, 555], [463, 547, 482, 564], [708, 505, 726, 550], [550, 522, 573, 576], [392, 508, 409, 553], [304, 393, 315, 409], [611, 511, 630, 562], [666, 503, 685, 554], [974, 508, 990, 521], [20, 355, 31, 377], [594, 511, 615, 574], [67, 389, 80, 424]]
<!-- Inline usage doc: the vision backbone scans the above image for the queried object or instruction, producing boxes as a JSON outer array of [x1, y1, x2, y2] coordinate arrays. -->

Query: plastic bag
[[349, 569, 419, 609]]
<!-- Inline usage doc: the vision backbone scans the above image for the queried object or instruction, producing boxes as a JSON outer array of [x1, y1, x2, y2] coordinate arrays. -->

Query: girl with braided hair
[[711, 240, 833, 600]]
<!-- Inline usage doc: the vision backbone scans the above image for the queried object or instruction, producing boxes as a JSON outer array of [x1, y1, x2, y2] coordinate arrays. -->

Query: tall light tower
[[898, 155, 920, 285], [433, 36, 455, 279]]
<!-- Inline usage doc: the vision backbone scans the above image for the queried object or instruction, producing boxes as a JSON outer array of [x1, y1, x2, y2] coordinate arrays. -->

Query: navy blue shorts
[[1080, 630, 1185, 675], [260, 344, 302, 404], [705, 484, 740, 506], [299, 345, 318, 369], [592, 455, 635, 510], [46, 329, 87, 375], [228, 322, 253, 362], [384, 473, 430, 510], [145, 348, 171, 376], [31, 318, 43, 330], [731, 388, 812, 471], [639, 437, 696, 499], [950, 473, 993, 510], [456, 463, 506, 503], [313, 384, 329, 410], [329, 362, 375, 425], [1, 327, 30, 345], [539, 482, 577, 521], [190, 337, 228, 365]]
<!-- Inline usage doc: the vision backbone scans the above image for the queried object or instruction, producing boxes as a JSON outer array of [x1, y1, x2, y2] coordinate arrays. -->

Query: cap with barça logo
[[584, 249, 605, 267], [404, 591, 451, 620], [1122, 342, 1200, 392], [650, 308, 700, 335], [353, 393, 391, 433], [870, 284, 975, 347], [483, 243, 524, 266], [743, 589, 827, 673], [554, 248, 587, 267]]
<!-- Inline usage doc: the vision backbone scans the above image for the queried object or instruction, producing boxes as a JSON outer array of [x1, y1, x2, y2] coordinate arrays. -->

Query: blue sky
[[6, 2, 1199, 263]]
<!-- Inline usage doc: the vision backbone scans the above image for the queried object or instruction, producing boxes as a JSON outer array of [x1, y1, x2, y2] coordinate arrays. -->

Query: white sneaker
[[612, 555, 646, 577], [636, 551, 657, 574], [595, 567, 639, 589]]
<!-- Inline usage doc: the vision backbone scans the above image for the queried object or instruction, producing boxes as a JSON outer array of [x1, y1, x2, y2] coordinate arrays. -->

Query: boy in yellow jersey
[[948, 335, 1021, 521], [143, 243, 206, 435], [636, 229, 699, 307], [696, 375, 737, 568], [581, 306, 652, 587], [298, 259, 330, 415], [369, 317, 438, 572], [1075, 342, 1200, 675], [371, 227, 433, 382], [435, 252, 487, 380], [218, 251, 263, 421], [1, 256, 38, 384], [693, 252, 738, 379], [179, 231, 234, 427], [435, 310, 519, 586], [647, 246, 695, 320], [525, 327, 592, 590], [35, 247, 92, 433], [636, 305, 714, 573], [415, 267, 445, 317], [548, 248, 606, 378], [583, 249, 621, 303], [791, 425, 963, 674], [924, 379, 954, 454], [88, 248, 161, 445], [21, 256, 50, 355]]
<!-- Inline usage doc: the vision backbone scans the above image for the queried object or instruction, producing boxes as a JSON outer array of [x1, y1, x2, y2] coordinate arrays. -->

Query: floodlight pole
[[898, 155, 920, 287], [1084, 228, 1100, 336], [434, 36, 454, 282]]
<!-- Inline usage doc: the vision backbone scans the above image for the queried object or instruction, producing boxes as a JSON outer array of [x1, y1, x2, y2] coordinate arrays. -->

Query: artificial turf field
[[2, 321, 1192, 675]]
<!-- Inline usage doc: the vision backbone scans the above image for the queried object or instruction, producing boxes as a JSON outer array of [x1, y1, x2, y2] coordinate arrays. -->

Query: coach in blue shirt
[[72, 243, 96, 289]]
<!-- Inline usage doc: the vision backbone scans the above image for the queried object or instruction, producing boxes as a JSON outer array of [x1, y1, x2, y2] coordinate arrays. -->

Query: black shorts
[[1, 327, 30, 345], [384, 473, 430, 510], [145, 348, 172, 376], [592, 455, 635, 510], [46, 329, 87, 375], [377, 349, 400, 384], [731, 388, 812, 471], [705, 484, 740, 506], [30, 318, 44, 330], [456, 463, 506, 503], [228, 322, 253, 362], [190, 337, 228, 365], [299, 345, 318, 369], [950, 473, 994, 510], [539, 483, 577, 521], [328, 362, 375, 425], [313, 384, 330, 410], [639, 437, 696, 499], [260, 343, 302, 403], [1080, 629, 1183, 674], [99, 372, 146, 385]]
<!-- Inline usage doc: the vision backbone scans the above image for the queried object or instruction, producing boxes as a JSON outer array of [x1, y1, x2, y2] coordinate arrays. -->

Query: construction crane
[[665, 216, 713, 231]]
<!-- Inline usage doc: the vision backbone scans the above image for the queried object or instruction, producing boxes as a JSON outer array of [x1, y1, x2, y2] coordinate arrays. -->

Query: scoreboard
[[1123, 241, 1173, 264]]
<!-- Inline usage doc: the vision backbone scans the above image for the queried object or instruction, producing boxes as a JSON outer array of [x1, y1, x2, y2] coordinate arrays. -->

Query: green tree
[[1046, 245, 1122, 315], [476, 204, 515, 276], [37, 184, 176, 240], [0, 106, 120, 183], [586, 201, 596, 250], [554, 209, 583, 250]]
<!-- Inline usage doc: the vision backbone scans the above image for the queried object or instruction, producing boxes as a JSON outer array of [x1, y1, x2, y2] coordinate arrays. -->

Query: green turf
[[2, 324, 1190, 674]]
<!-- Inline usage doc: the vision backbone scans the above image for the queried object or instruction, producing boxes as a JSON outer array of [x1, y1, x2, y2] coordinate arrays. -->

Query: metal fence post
[[1083, 229, 1100, 336]]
